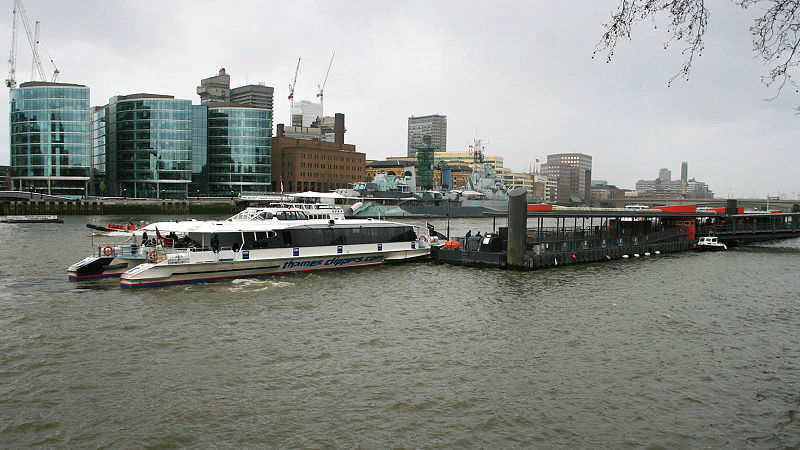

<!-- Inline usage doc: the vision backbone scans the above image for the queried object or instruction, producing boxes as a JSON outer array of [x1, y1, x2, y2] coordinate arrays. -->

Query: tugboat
[[696, 236, 727, 251]]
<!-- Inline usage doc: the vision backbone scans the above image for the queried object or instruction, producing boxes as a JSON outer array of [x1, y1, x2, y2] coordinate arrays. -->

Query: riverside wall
[[1, 199, 238, 216]]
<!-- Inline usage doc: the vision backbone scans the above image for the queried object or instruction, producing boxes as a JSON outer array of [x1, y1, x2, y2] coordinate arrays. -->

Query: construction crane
[[6, 0, 58, 89], [316, 52, 335, 114], [288, 57, 301, 111], [5, 1, 18, 88]]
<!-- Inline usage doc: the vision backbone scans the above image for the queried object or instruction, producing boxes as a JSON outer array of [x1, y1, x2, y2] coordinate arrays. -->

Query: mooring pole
[[507, 187, 528, 268]]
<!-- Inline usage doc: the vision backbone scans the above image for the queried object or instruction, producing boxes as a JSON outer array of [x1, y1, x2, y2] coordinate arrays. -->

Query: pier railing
[[526, 227, 688, 254]]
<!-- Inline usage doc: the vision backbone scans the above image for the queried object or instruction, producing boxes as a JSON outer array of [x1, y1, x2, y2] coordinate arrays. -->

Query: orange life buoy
[[103, 245, 114, 256], [148, 250, 157, 262]]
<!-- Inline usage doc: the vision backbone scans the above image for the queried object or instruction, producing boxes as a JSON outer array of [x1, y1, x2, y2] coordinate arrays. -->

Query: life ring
[[148, 250, 157, 262], [420, 235, 428, 242], [103, 245, 114, 256]]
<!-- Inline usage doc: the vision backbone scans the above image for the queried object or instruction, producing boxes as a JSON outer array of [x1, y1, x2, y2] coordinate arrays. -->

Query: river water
[[1, 215, 798, 448]]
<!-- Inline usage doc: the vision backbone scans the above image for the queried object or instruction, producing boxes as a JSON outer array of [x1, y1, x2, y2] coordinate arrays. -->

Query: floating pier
[[434, 195, 800, 270]]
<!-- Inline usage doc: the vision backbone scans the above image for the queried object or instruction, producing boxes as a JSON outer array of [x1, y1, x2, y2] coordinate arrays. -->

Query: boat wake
[[228, 278, 295, 292]]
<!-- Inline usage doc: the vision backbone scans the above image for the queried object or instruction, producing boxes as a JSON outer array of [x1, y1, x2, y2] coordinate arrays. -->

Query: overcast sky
[[1, 1, 798, 198]]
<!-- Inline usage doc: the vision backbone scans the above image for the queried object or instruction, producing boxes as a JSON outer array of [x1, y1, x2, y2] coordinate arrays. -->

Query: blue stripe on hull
[[120, 262, 384, 288]]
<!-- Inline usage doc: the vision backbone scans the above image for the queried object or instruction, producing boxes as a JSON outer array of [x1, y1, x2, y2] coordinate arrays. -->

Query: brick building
[[271, 135, 365, 193]]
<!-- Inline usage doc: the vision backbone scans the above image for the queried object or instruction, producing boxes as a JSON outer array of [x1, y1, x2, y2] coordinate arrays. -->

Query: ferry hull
[[68, 255, 144, 280], [120, 249, 430, 288]]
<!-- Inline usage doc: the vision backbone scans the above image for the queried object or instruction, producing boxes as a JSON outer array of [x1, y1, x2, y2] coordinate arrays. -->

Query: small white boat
[[696, 236, 727, 252]]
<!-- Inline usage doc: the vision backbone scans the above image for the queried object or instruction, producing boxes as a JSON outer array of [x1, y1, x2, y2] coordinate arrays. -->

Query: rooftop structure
[[197, 68, 231, 104], [231, 84, 274, 110]]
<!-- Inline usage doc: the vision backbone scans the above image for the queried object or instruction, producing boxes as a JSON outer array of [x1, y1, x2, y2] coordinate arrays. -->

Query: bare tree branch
[[740, 0, 800, 104], [593, 0, 709, 85]]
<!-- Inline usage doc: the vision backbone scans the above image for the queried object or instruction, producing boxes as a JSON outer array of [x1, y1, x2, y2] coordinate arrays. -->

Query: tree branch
[[593, 0, 709, 85]]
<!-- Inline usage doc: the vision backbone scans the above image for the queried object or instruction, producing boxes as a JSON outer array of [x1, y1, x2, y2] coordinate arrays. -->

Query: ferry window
[[250, 231, 282, 249], [217, 232, 243, 249]]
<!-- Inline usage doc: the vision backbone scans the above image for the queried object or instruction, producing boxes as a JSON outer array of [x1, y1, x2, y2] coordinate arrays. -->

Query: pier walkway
[[434, 198, 800, 270]]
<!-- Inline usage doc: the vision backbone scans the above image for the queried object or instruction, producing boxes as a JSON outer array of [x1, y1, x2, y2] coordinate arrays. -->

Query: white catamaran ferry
[[67, 205, 350, 281], [120, 216, 431, 288], [69, 206, 435, 286]]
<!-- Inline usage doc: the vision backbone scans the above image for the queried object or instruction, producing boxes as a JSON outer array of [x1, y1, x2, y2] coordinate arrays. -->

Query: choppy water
[[1, 215, 799, 448]]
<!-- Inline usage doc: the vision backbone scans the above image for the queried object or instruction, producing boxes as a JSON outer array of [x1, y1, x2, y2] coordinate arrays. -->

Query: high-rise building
[[291, 100, 323, 127], [231, 84, 274, 110], [407, 114, 446, 157], [101, 94, 192, 199], [189, 105, 209, 196], [686, 179, 713, 198], [635, 165, 713, 199], [544, 153, 592, 205], [197, 68, 231, 104], [10, 81, 91, 197], [681, 161, 688, 183], [90, 105, 107, 195], [206, 106, 272, 196], [658, 168, 671, 181]]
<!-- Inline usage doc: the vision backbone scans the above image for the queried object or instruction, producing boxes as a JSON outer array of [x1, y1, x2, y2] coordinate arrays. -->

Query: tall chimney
[[334, 113, 345, 144]]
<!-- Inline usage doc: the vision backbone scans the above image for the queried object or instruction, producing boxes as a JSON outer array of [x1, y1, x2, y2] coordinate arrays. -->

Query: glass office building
[[9, 82, 91, 197], [190, 105, 208, 196], [105, 94, 192, 199], [90, 106, 107, 195], [207, 107, 271, 196]]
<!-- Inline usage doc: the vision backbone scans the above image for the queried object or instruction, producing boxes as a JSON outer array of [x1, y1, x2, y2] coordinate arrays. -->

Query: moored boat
[[120, 215, 432, 288], [2, 215, 62, 223], [696, 236, 727, 251], [86, 222, 142, 236], [69, 205, 353, 280]]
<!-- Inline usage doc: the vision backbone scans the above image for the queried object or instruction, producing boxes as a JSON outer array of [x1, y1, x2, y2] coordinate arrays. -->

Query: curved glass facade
[[107, 96, 192, 199], [207, 107, 271, 196], [9, 83, 90, 197]]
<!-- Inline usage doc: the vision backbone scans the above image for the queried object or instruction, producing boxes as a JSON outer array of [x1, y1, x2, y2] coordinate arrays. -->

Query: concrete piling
[[507, 187, 528, 269]]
